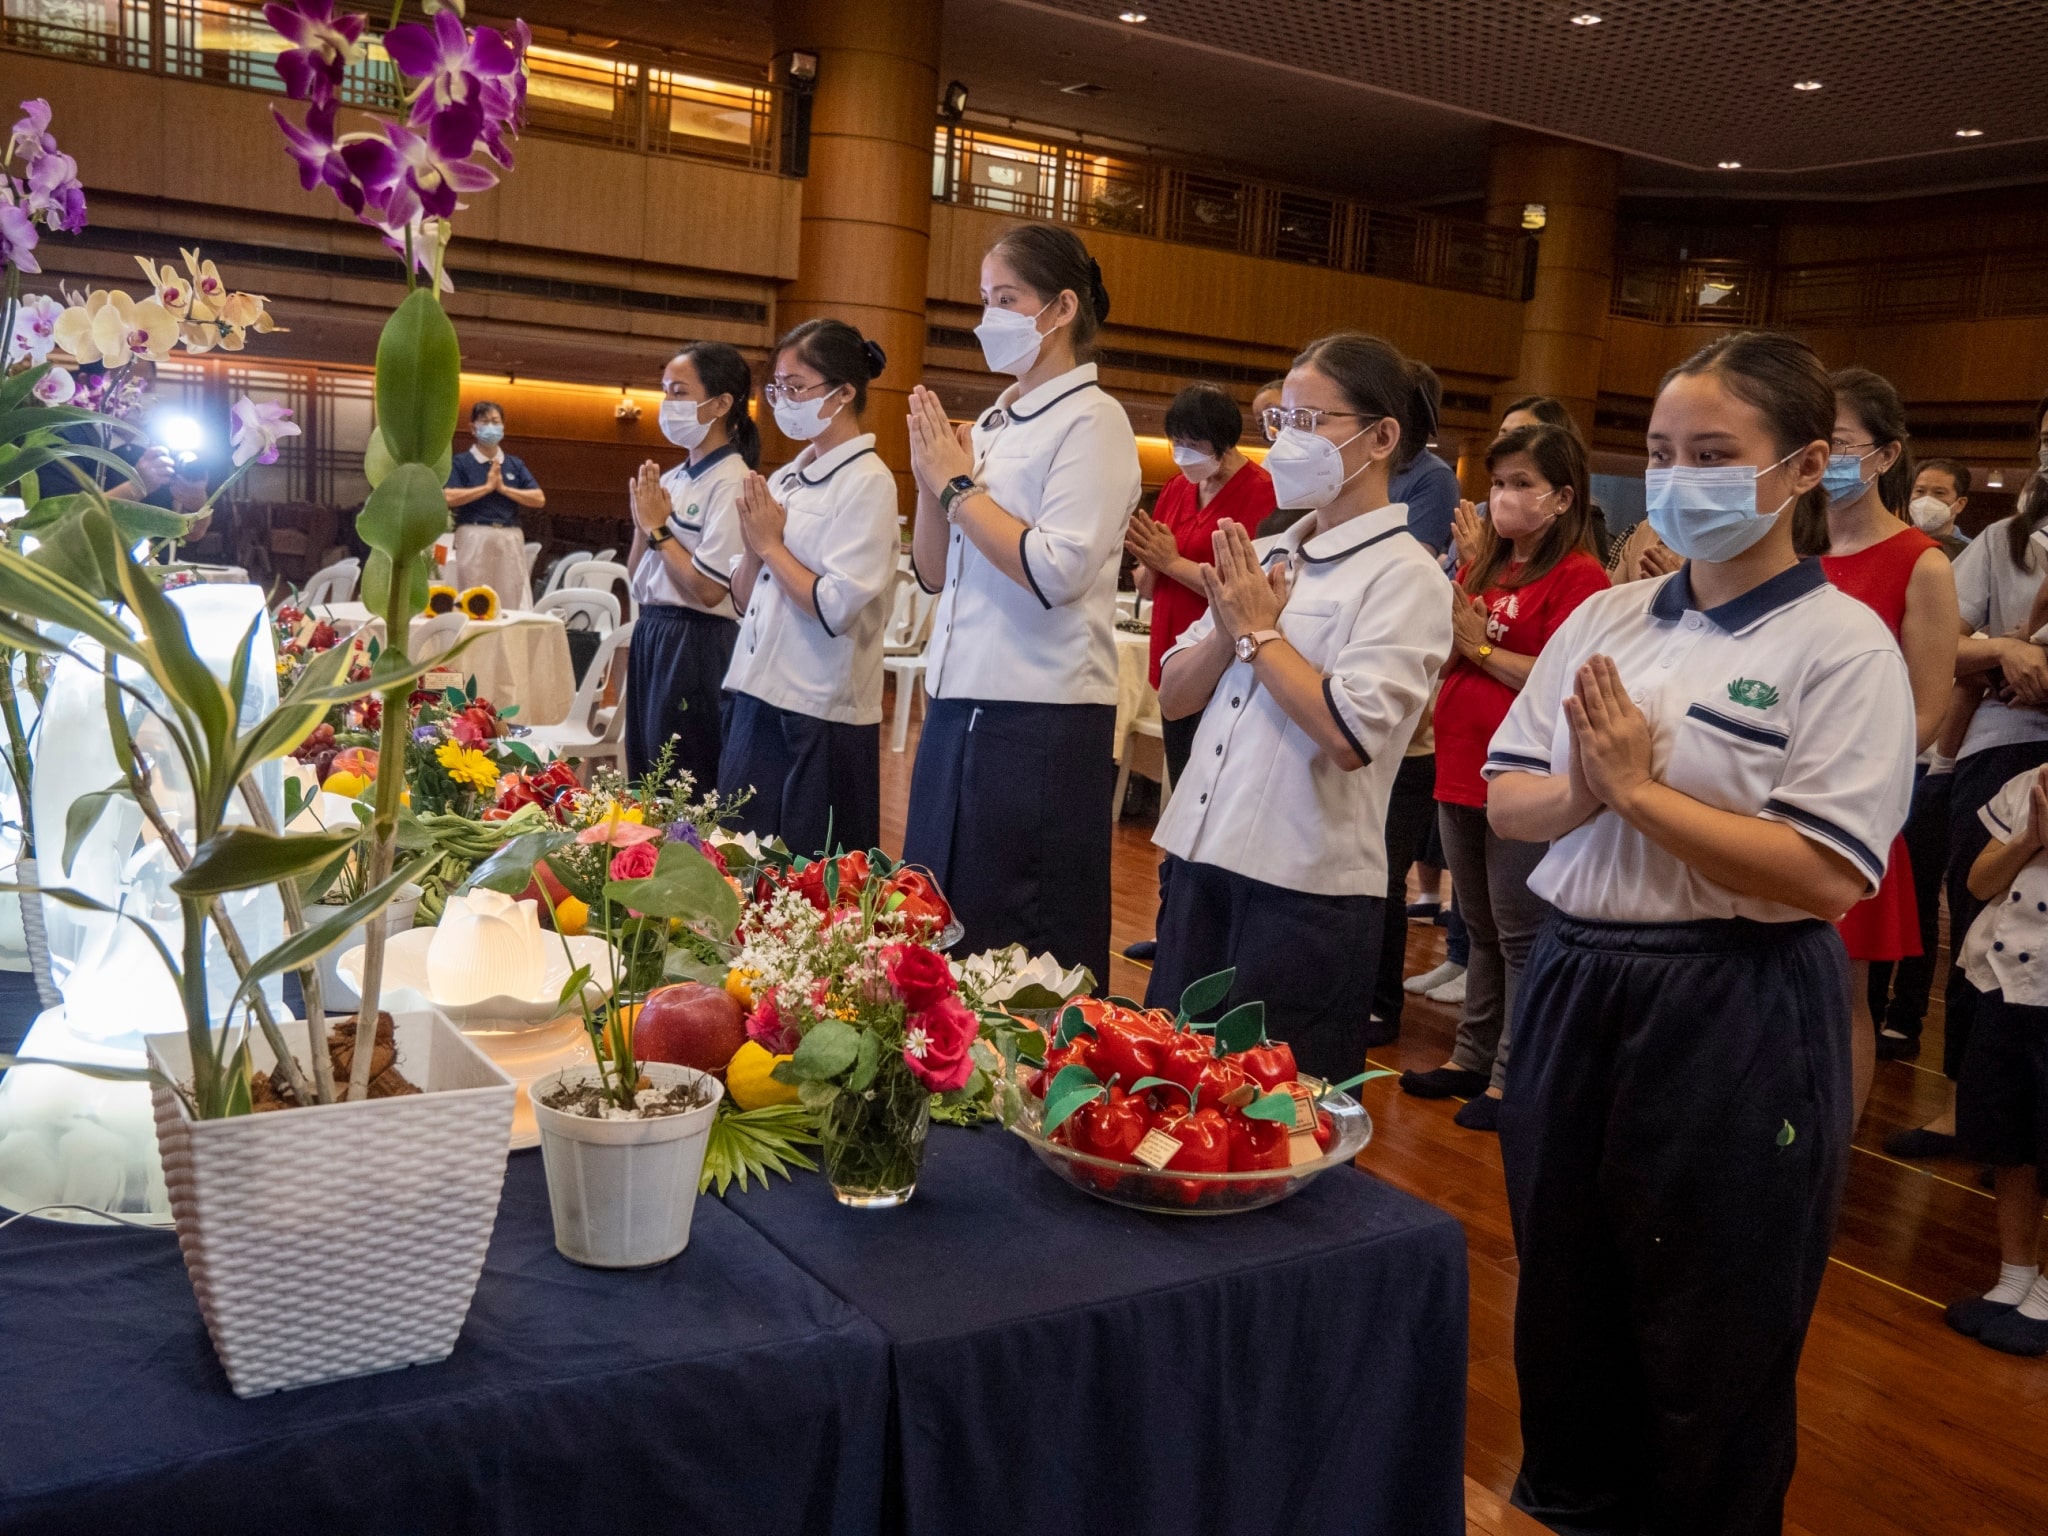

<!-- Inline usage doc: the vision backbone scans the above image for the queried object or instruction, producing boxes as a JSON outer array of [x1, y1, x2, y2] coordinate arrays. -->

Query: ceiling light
[[1956, 127, 1985, 137], [1521, 202, 1548, 231], [940, 79, 969, 120], [1792, 79, 1822, 91], [1118, 9, 1147, 20], [1717, 160, 1741, 169], [1569, 12, 1601, 23]]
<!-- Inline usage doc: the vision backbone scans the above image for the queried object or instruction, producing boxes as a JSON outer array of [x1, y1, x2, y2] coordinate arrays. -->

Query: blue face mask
[[1644, 448, 1800, 564], [474, 422, 505, 446], [1822, 450, 1876, 509]]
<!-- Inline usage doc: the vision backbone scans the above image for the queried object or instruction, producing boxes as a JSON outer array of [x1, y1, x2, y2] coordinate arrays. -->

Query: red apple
[[633, 983, 747, 1075], [522, 860, 573, 929]]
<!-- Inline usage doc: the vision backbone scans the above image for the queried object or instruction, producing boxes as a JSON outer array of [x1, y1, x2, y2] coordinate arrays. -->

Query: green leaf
[[171, 825, 364, 897], [364, 425, 395, 489], [112, 532, 232, 757], [462, 826, 576, 895], [846, 1027, 881, 1092], [1178, 968, 1235, 1018], [1042, 1077, 1105, 1136], [373, 289, 462, 470], [0, 1053, 167, 1087], [222, 1039, 255, 1119], [1242, 1089, 1299, 1127], [1777, 1119, 1796, 1148], [0, 879, 180, 981], [796, 1078, 841, 1112], [557, 963, 594, 1011], [790, 1020, 862, 1081], [606, 842, 740, 936], [1211, 1001, 1266, 1056], [226, 638, 359, 784], [356, 462, 452, 572], [1320, 1068, 1398, 1096], [62, 778, 133, 877], [360, 547, 395, 613], [283, 775, 308, 823], [1054, 1004, 1096, 1047], [1130, 1073, 1194, 1111], [0, 520, 148, 664], [699, 1101, 820, 1196]]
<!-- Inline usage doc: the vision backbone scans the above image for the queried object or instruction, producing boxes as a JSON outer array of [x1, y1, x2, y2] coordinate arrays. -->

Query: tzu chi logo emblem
[[1726, 677, 1781, 710], [1485, 592, 1518, 642]]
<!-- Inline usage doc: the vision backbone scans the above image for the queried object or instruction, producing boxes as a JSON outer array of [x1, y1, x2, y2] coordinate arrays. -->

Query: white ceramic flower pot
[[531, 1063, 723, 1269], [314, 883, 422, 1010], [144, 1005, 515, 1397]]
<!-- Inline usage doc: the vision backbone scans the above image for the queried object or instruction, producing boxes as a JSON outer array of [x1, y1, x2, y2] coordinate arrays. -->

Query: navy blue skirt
[[717, 691, 881, 859], [903, 697, 1115, 989], [625, 604, 736, 790]]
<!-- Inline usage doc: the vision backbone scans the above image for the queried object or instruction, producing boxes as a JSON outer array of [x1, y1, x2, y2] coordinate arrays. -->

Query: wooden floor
[[877, 703, 2048, 1536]]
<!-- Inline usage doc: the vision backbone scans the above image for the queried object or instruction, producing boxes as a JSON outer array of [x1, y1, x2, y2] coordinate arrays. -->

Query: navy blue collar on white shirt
[[1647, 558, 1829, 635], [1262, 502, 1413, 569], [786, 433, 878, 487], [979, 363, 1101, 430], [679, 443, 740, 480]]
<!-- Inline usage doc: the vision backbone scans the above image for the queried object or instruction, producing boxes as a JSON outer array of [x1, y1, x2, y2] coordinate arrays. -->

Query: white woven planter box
[[145, 1007, 515, 1397]]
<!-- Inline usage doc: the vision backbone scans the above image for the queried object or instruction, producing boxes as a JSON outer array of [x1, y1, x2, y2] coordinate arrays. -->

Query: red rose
[[903, 995, 978, 1093], [885, 942, 956, 1012], [747, 989, 800, 1055], [609, 841, 659, 881]]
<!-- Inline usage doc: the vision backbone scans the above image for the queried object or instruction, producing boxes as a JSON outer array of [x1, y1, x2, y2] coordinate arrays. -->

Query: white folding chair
[[521, 541, 542, 607], [563, 558, 636, 621], [592, 547, 617, 565], [299, 557, 361, 607], [533, 588, 619, 636], [1113, 711, 1169, 819], [540, 550, 592, 599], [413, 610, 468, 664], [522, 619, 633, 775]]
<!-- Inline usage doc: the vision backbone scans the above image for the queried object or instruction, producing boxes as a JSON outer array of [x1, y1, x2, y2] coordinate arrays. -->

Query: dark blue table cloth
[[725, 1123, 1469, 1536], [0, 1150, 891, 1536]]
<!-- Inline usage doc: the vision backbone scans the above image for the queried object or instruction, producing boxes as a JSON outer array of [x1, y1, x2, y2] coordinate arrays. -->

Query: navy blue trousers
[[625, 604, 736, 790], [717, 690, 880, 859], [1146, 856, 1385, 1084], [903, 698, 1115, 989], [1500, 914, 1851, 1536]]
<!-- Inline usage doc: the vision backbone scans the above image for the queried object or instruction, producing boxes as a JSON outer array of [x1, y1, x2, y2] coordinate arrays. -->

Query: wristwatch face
[[1234, 633, 1256, 661], [947, 475, 976, 495]]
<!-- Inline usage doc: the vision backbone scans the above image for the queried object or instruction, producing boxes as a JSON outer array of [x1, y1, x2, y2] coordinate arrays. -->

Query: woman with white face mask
[[1399, 423, 1608, 1131], [716, 320, 898, 855], [624, 342, 758, 784], [1145, 333, 1453, 1081], [1487, 331, 1916, 1535], [902, 223, 1141, 988]]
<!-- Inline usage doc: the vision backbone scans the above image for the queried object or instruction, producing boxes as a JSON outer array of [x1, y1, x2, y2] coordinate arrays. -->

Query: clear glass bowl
[[1008, 1087, 1372, 1215]]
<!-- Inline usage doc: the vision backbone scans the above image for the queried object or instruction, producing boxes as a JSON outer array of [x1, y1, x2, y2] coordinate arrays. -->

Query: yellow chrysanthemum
[[435, 741, 500, 789], [459, 585, 498, 621], [425, 584, 458, 616]]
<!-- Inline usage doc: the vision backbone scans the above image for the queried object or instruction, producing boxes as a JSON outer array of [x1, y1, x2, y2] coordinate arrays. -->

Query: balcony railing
[[0, 0, 780, 170], [932, 124, 1537, 303], [1612, 247, 2048, 329]]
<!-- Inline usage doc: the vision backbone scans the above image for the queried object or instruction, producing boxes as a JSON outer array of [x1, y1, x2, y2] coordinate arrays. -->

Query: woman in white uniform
[[902, 223, 1141, 987], [1146, 333, 1451, 1081], [1486, 332, 1917, 1536], [718, 320, 899, 855], [624, 342, 756, 787]]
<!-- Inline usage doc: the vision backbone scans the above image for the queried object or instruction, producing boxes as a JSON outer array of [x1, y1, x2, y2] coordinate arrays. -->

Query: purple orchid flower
[[345, 121, 497, 226], [23, 149, 86, 233], [7, 100, 54, 165], [272, 101, 365, 214], [382, 9, 521, 163], [262, 0, 365, 107], [0, 200, 39, 274]]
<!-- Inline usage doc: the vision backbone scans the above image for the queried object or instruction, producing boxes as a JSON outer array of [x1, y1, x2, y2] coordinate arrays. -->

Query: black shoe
[[1365, 1014, 1400, 1048], [1978, 1309, 2048, 1357], [1453, 1094, 1502, 1132], [1875, 1029, 1920, 1061], [1946, 1295, 2021, 1338], [1122, 940, 1157, 962], [1882, 1127, 1957, 1159], [1400, 1066, 1489, 1100], [1404, 900, 1441, 920], [1432, 909, 1452, 927]]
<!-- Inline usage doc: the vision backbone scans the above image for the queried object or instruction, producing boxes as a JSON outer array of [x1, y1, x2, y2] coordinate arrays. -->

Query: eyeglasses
[[763, 376, 831, 406], [1258, 406, 1378, 443], [1830, 437, 1879, 454]]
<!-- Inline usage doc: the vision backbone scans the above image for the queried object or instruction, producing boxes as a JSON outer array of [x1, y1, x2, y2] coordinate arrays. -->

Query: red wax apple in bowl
[[633, 982, 748, 1076]]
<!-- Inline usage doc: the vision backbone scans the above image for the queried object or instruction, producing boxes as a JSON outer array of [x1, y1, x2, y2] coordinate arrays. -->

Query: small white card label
[[1132, 1128, 1183, 1170]]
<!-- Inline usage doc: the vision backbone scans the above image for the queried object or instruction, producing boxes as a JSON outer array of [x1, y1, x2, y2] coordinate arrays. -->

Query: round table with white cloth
[[314, 602, 576, 727], [1113, 627, 1158, 764]]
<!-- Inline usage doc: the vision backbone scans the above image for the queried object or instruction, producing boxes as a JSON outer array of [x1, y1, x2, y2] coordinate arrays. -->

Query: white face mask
[[772, 389, 844, 443], [975, 304, 1060, 376], [1908, 494, 1954, 532], [1172, 443, 1219, 483], [659, 399, 711, 450], [1264, 425, 1370, 512]]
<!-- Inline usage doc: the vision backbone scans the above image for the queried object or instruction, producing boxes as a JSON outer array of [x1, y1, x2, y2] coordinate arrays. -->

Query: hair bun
[[861, 337, 887, 379], [1087, 257, 1111, 323]]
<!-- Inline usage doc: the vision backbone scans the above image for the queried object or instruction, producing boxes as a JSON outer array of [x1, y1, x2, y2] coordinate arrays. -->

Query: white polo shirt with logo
[[1484, 560, 1915, 923], [630, 443, 748, 620], [1960, 768, 2048, 1007]]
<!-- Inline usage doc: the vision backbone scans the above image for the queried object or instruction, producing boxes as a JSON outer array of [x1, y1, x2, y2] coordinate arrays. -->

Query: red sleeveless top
[[1820, 525, 1938, 639]]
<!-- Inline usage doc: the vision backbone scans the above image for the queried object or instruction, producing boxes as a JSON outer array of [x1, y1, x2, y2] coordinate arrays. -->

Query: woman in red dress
[[1814, 367, 1961, 1120]]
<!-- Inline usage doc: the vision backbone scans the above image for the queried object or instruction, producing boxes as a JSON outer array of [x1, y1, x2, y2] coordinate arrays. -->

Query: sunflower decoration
[[425, 584, 458, 616], [459, 586, 500, 621]]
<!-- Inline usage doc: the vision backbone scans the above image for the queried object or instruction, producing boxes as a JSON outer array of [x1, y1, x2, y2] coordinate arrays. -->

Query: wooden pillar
[[1485, 129, 1619, 443], [773, 0, 941, 523]]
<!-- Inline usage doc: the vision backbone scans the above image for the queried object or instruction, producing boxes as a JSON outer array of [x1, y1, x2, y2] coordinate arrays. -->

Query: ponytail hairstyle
[[1463, 423, 1596, 595], [774, 318, 887, 414], [1662, 331, 1834, 556], [672, 341, 759, 469], [987, 223, 1110, 355], [1290, 332, 1433, 472], [2007, 471, 2048, 569], [1831, 366, 1914, 520]]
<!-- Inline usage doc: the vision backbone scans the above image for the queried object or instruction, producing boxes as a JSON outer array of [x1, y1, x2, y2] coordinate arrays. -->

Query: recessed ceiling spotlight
[[1570, 12, 1602, 23], [1956, 127, 1985, 137], [1717, 160, 1742, 169], [1118, 9, 1147, 20], [1792, 79, 1823, 91]]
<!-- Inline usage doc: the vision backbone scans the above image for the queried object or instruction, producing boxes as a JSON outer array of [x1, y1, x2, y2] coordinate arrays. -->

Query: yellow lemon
[[724, 969, 755, 1009], [553, 896, 589, 936], [605, 1002, 641, 1062], [726, 1040, 799, 1110], [322, 769, 369, 800]]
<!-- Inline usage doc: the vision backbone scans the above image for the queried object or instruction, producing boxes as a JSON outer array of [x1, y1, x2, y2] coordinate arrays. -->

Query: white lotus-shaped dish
[[336, 927, 615, 1028]]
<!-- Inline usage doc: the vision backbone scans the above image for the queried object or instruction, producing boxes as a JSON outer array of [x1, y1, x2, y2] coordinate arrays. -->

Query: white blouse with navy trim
[[919, 363, 1142, 706], [1484, 560, 1916, 924], [722, 432, 900, 727], [1152, 502, 1453, 898], [630, 443, 749, 619]]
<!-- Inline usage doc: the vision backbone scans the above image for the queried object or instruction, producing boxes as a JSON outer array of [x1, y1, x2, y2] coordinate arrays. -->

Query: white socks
[[1986, 1262, 2040, 1306], [2019, 1274, 2048, 1323]]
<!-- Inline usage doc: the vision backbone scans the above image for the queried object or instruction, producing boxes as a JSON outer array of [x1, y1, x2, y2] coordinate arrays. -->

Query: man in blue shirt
[[444, 400, 545, 608]]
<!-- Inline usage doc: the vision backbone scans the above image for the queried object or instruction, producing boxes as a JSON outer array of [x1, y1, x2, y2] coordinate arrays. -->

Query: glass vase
[[820, 1059, 931, 1208]]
